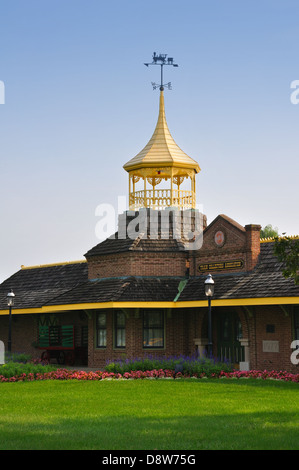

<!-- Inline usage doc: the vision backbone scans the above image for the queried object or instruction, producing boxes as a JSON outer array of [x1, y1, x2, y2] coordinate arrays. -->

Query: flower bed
[[0, 367, 299, 383], [105, 354, 232, 376]]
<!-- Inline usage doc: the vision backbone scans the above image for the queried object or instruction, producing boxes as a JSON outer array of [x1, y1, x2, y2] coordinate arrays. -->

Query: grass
[[0, 378, 298, 450]]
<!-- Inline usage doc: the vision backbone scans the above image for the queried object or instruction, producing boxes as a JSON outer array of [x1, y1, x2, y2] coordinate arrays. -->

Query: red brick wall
[[249, 305, 297, 373], [194, 216, 261, 275], [88, 252, 188, 279], [88, 308, 198, 369], [87, 305, 297, 372], [245, 225, 261, 271], [87, 214, 261, 280], [1, 305, 297, 373], [0, 311, 88, 363], [0, 314, 38, 359]]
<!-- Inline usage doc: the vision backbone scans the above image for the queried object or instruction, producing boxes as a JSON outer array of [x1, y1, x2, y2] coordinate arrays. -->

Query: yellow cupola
[[123, 88, 201, 211]]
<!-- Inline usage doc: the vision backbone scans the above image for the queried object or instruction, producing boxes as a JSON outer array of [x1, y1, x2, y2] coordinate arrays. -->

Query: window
[[81, 325, 88, 347], [96, 312, 107, 348], [115, 311, 126, 348], [143, 310, 164, 348], [266, 324, 275, 334]]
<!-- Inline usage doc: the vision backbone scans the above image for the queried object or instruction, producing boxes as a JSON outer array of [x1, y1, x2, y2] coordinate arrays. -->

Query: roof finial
[[144, 52, 179, 91]]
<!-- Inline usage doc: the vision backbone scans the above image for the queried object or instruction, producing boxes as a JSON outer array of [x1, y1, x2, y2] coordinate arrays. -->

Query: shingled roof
[[0, 262, 88, 310], [85, 209, 194, 258], [45, 276, 181, 306], [0, 242, 298, 311], [85, 233, 185, 257], [180, 242, 299, 301]]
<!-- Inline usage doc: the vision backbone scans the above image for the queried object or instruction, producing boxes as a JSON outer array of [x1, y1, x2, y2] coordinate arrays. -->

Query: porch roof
[[0, 242, 298, 313], [0, 261, 88, 310]]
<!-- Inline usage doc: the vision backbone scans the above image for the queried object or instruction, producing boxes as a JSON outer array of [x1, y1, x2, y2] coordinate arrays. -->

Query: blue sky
[[0, 0, 299, 282]]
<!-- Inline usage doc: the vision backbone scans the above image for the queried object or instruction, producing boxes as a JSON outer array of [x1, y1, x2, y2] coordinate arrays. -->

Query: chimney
[[245, 224, 261, 271]]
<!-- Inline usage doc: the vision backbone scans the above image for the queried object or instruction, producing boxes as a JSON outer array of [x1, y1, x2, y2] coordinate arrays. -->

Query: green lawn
[[0, 378, 298, 450]]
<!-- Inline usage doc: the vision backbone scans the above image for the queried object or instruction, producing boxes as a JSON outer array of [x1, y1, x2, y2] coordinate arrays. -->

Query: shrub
[[105, 354, 233, 377], [5, 352, 32, 364], [0, 362, 58, 380]]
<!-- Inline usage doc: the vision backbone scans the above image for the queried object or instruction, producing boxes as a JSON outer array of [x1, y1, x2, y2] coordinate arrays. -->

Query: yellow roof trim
[[21, 260, 86, 270], [260, 235, 299, 243], [1, 297, 298, 315], [126, 161, 198, 172]]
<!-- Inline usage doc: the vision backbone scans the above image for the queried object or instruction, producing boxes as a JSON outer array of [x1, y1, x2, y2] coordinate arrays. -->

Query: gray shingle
[[0, 241, 298, 311]]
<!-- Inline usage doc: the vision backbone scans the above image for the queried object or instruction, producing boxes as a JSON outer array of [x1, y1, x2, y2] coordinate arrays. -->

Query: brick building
[[0, 87, 298, 372]]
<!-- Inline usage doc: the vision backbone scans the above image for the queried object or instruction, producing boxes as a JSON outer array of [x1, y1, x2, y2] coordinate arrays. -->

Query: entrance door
[[217, 312, 244, 365]]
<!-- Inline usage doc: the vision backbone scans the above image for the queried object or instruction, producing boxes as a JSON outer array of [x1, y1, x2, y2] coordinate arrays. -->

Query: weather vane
[[144, 52, 179, 91]]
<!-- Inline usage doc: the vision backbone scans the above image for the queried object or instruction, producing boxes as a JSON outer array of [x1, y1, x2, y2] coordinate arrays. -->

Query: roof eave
[[123, 161, 201, 173]]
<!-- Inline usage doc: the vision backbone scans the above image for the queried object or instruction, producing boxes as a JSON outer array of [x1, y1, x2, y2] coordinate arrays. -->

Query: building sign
[[198, 259, 244, 272]]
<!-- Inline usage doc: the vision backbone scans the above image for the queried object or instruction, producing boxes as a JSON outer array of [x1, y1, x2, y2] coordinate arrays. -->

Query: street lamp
[[205, 274, 214, 357], [6, 289, 15, 354]]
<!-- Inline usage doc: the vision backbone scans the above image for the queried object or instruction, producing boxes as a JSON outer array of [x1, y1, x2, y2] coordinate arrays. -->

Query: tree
[[260, 224, 279, 239], [274, 235, 299, 285]]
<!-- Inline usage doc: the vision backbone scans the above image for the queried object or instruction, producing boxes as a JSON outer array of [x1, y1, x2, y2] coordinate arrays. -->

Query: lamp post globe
[[7, 289, 15, 306], [205, 273, 214, 297]]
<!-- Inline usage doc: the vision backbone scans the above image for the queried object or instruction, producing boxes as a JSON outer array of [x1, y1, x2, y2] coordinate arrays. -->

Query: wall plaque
[[214, 230, 225, 247], [262, 340, 279, 353], [198, 259, 244, 272]]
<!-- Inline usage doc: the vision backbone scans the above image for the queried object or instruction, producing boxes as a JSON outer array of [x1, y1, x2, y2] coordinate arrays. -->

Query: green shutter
[[61, 325, 74, 348], [38, 325, 50, 347], [38, 325, 74, 348]]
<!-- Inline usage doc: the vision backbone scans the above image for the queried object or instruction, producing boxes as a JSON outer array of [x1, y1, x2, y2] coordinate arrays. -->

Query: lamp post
[[204, 274, 214, 357], [7, 289, 15, 354]]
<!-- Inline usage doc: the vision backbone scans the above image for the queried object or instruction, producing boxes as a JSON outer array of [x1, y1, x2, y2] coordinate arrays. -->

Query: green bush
[[105, 354, 233, 377], [5, 352, 32, 363], [0, 362, 58, 379]]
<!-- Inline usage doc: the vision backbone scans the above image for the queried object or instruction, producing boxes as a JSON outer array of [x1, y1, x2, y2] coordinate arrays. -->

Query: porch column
[[239, 338, 250, 370], [194, 338, 208, 357]]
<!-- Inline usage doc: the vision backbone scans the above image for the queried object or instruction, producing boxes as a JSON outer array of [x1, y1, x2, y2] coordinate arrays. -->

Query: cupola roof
[[123, 90, 200, 173]]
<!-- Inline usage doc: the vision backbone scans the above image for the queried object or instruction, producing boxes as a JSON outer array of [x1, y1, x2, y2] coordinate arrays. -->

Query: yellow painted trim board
[[260, 235, 299, 243], [0, 296, 298, 315], [21, 260, 86, 270]]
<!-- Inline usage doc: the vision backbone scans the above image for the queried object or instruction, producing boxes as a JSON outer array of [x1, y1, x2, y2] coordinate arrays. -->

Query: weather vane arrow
[[144, 52, 179, 91]]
